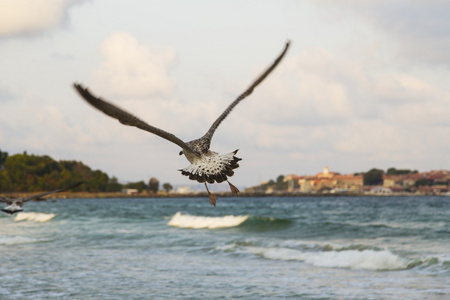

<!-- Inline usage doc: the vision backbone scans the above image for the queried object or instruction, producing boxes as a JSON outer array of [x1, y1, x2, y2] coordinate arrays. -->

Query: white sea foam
[[167, 212, 248, 229], [0, 235, 36, 245], [14, 212, 56, 222], [305, 249, 408, 270], [345, 220, 440, 230], [242, 246, 408, 271]]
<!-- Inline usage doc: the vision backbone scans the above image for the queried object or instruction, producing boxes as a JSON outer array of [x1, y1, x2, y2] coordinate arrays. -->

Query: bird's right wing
[[73, 84, 200, 156], [22, 182, 84, 202], [203, 41, 291, 142]]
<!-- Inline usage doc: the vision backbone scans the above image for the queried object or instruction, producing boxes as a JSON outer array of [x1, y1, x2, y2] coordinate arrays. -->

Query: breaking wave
[[167, 212, 291, 230], [218, 241, 419, 271], [0, 235, 37, 245], [167, 212, 248, 229], [14, 212, 56, 222], [254, 247, 408, 270]]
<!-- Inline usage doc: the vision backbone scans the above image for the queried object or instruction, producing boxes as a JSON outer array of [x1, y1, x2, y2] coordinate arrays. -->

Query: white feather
[[181, 151, 237, 176]]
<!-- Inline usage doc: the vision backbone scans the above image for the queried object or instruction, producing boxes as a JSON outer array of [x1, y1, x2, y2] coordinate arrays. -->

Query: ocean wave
[[262, 239, 450, 273], [14, 212, 56, 222], [239, 216, 292, 232], [321, 243, 382, 252], [344, 220, 447, 231], [219, 242, 411, 271], [167, 212, 248, 229], [406, 255, 450, 273], [167, 212, 290, 230], [261, 247, 409, 270], [0, 235, 37, 245], [277, 239, 382, 252]]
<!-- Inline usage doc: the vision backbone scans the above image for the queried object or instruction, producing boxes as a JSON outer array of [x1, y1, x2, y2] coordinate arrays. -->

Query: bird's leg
[[204, 183, 217, 207], [227, 180, 240, 195]]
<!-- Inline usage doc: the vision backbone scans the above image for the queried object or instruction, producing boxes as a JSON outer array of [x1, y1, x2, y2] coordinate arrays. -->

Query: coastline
[[2, 190, 448, 200]]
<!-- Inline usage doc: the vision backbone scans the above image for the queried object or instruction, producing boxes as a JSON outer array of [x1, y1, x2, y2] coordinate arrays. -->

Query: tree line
[[0, 149, 172, 193], [362, 168, 418, 186]]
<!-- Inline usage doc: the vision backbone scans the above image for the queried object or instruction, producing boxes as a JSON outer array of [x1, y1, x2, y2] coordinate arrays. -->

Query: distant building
[[316, 166, 336, 179], [122, 188, 139, 195], [259, 167, 450, 195], [297, 178, 312, 193], [176, 186, 193, 194], [304, 167, 362, 193], [334, 174, 363, 192], [284, 166, 363, 193], [383, 174, 420, 189], [369, 187, 393, 195]]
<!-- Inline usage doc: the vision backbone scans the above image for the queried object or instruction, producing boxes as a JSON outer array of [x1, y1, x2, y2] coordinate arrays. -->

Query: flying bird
[[73, 41, 290, 206], [0, 182, 83, 215]]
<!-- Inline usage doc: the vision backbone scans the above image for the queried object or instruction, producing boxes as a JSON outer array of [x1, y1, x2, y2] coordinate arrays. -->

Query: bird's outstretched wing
[[22, 182, 84, 203], [202, 41, 291, 143], [0, 196, 11, 203], [73, 84, 200, 156]]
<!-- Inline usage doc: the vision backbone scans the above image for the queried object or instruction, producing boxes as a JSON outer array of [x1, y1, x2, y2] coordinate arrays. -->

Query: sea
[[0, 196, 448, 300]]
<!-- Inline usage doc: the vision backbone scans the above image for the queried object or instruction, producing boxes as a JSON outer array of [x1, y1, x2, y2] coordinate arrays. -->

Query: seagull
[[73, 41, 290, 206], [0, 182, 83, 215]]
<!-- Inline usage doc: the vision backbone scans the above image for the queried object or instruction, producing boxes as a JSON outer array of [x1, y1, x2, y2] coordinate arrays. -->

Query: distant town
[[243, 166, 450, 196]]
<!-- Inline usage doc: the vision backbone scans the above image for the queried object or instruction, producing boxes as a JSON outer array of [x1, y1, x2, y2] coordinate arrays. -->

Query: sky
[[1, 0, 449, 189]]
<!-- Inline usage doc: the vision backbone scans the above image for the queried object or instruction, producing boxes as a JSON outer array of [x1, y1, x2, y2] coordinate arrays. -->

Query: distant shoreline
[[1, 191, 448, 200]]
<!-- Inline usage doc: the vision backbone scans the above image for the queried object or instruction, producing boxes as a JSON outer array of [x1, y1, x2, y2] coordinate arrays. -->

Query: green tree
[[148, 177, 159, 193], [386, 168, 417, 175], [275, 175, 288, 190], [276, 175, 284, 184], [0, 149, 8, 170], [0, 152, 122, 192], [415, 178, 431, 187], [107, 176, 122, 192], [162, 183, 173, 193], [126, 181, 148, 192], [363, 168, 384, 186]]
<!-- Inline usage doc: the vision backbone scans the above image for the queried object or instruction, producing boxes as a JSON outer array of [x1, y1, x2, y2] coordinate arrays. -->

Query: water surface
[[1, 196, 449, 299]]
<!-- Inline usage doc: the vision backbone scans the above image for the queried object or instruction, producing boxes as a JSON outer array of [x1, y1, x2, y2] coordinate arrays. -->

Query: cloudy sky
[[1, 0, 449, 188]]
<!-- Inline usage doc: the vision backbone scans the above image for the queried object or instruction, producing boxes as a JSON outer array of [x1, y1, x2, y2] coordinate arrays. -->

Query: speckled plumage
[[180, 149, 241, 184], [73, 41, 290, 206]]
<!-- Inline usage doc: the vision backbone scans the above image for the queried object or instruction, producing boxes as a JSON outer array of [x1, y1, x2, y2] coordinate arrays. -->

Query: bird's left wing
[[22, 182, 84, 203], [0, 196, 11, 203], [73, 84, 200, 157], [202, 41, 291, 143]]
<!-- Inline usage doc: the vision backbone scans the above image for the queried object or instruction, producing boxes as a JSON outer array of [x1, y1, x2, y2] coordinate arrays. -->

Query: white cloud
[[215, 42, 450, 173], [235, 48, 361, 128], [91, 32, 177, 99], [313, 0, 450, 66], [0, 85, 15, 103], [1, 0, 449, 186], [0, 94, 87, 155], [0, 0, 83, 37]]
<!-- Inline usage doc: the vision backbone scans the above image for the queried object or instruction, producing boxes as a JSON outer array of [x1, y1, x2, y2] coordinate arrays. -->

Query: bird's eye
[[179, 151, 183, 155]]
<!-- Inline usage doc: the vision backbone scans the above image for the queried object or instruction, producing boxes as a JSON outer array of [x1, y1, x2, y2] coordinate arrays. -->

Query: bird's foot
[[205, 183, 218, 207], [208, 192, 218, 207], [227, 180, 240, 195]]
